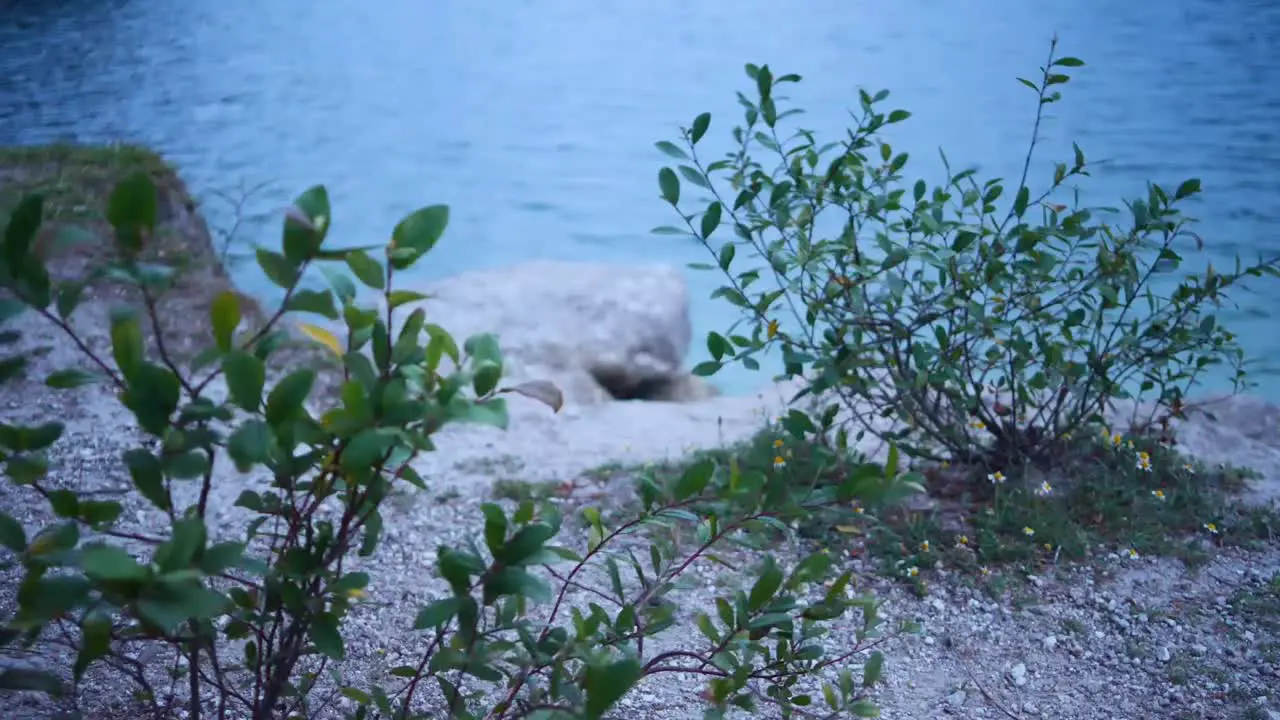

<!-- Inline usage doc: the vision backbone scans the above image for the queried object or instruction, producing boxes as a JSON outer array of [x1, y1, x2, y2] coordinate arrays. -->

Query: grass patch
[[621, 419, 1277, 590], [0, 142, 205, 266]]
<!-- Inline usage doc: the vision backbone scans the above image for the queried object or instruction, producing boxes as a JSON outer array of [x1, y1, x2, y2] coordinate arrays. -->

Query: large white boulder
[[401, 261, 715, 406]]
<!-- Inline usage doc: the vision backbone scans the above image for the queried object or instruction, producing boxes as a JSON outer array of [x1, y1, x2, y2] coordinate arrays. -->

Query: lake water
[[2, 0, 1278, 401]]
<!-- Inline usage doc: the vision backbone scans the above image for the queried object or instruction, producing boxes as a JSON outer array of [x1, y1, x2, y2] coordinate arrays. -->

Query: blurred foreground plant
[[0, 165, 914, 718]]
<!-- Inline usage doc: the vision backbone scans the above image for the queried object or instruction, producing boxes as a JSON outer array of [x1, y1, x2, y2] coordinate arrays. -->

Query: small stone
[[1190, 643, 1208, 656], [1009, 662, 1028, 687], [1157, 646, 1171, 663], [945, 690, 967, 707], [1042, 635, 1058, 651]]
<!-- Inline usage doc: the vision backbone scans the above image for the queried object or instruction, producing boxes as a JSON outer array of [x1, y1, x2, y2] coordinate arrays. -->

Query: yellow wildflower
[[773, 455, 786, 470], [1136, 451, 1152, 472], [1150, 489, 1166, 501], [1203, 522, 1219, 535], [979, 566, 991, 576], [970, 419, 987, 430], [1183, 462, 1195, 474], [1035, 480, 1053, 497], [988, 471, 1006, 485], [907, 567, 920, 578], [773, 438, 784, 449], [767, 318, 780, 340], [1125, 548, 1140, 559], [1022, 526, 1036, 537], [919, 540, 931, 553], [956, 535, 970, 547]]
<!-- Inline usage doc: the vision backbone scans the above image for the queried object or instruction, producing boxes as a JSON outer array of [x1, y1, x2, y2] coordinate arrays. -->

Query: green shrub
[[656, 37, 1280, 471], [0, 168, 912, 718]]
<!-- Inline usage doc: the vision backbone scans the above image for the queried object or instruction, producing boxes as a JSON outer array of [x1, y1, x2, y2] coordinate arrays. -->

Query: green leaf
[[265, 369, 315, 427], [654, 141, 689, 160], [156, 517, 207, 572], [346, 250, 386, 290], [121, 363, 181, 435], [79, 499, 122, 526], [1174, 178, 1201, 201], [201, 542, 245, 574], [498, 522, 557, 566], [109, 311, 145, 380], [55, 281, 84, 320], [0, 297, 25, 324], [210, 290, 241, 352], [330, 571, 370, 597], [851, 700, 880, 717], [310, 612, 344, 659], [390, 205, 450, 270], [472, 360, 502, 397], [222, 350, 265, 412], [340, 428, 394, 474], [1013, 186, 1030, 218], [124, 449, 170, 511], [283, 288, 339, 320], [75, 612, 112, 681], [4, 421, 63, 451], [0, 668, 64, 697], [887, 109, 911, 124], [413, 597, 460, 630], [692, 360, 722, 377], [1052, 56, 1086, 67], [679, 164, 710, 189], [227, 420, 271, 472], [862, 650, 885, 687], [701, 201, 722, 240], [322, 266, 358, 304], [12, 573, 88, 626], [164, 450, 209, 480], [45, 368, 102, 389], [359, 510, 382, 557], [583, 658, 642, 720], [0, 355, 27, 384], [3, 194, 43, 265], [282, 185, 330, 264], [690, 112, 712, 144], [672, 458, 715, 501], [256, 248, 301, 289], [717, 242, 736, 271], [0, 511, 26, 552], [449, 399, 509, 430], [651, 225, 687, 236], [480, 503, 508, 556], [80, 545, 148, 582], [748, 556, 784, 612], [658, 167, 680, 206], [106, 172, 158, 253], [387, 289, 429, 309]]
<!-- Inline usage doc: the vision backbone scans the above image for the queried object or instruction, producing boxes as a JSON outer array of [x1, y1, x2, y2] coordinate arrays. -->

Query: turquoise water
[[2, 0, 1277, 400]]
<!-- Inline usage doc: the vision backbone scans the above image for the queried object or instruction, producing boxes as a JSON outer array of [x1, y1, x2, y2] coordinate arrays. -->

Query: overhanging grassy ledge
[[0, 142, 216, 269]]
